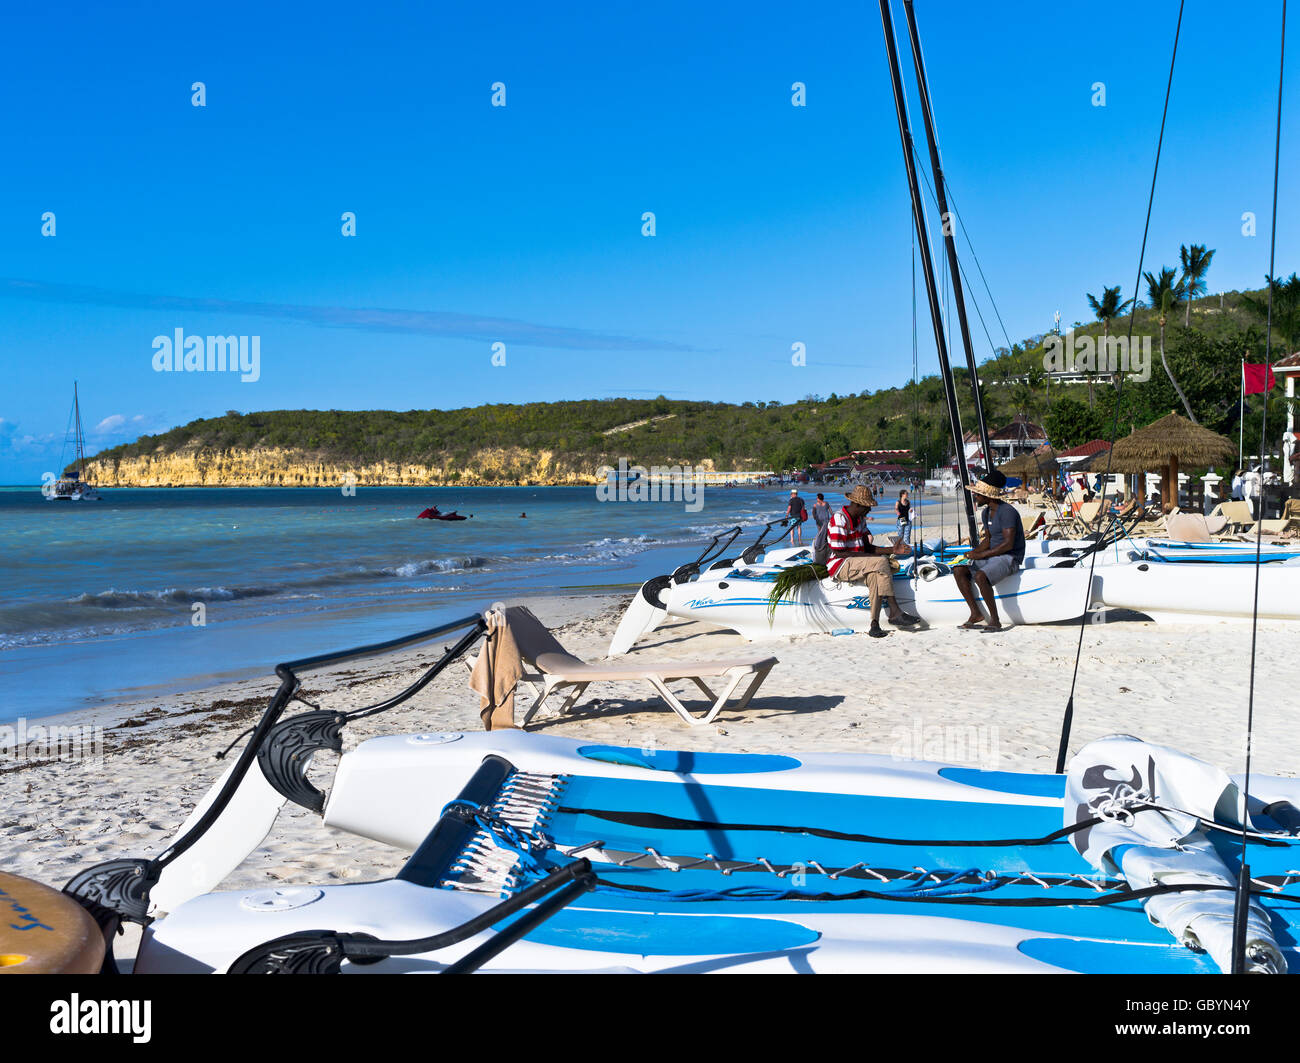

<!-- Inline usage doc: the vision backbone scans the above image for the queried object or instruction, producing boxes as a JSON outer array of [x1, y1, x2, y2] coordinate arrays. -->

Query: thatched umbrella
[[998, 446, 1059, 484], [1106, 411, 1235, 509]]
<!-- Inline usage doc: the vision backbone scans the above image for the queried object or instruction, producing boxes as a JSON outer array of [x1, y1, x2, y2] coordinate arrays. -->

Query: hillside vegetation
[[84, 270, 1297, 484]]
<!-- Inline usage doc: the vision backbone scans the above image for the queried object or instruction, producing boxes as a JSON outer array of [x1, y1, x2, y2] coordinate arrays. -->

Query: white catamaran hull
[[660, 566, 1095, 639], [1095, 560, 1300, 623], [609, 546, 818, 655], [1022, 538, 1300, 569], [132, 731, 1300, 975]]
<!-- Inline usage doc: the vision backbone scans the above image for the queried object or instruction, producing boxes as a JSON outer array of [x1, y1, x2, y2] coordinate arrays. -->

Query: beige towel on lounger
[[468, 608, 523, 730]]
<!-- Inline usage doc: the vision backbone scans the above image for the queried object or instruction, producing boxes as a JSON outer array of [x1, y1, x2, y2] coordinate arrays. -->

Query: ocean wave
[[69, 585, 282, 608], [381, 557, 487, 578], [63, 556, 491, 613], [582, 535, 658, 549], [540, 534, 663, 565]]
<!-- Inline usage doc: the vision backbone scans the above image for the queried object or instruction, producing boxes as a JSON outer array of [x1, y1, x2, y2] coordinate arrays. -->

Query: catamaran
[[46, 382, 99, 502], [32, 613, 1293, 976]]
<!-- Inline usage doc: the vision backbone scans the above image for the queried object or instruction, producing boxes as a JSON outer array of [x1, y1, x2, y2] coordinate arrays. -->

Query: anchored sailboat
[[46, 382, 99, 502]]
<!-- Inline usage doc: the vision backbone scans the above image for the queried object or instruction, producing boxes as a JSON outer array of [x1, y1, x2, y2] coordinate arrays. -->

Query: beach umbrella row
[[997, 446, 1059, 482]]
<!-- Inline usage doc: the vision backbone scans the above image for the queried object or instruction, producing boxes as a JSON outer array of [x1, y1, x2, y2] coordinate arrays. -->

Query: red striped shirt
[[826, 506, 873, 577]]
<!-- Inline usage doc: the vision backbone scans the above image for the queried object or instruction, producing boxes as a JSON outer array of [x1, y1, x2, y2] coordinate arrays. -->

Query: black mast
[[901, 0, 994, 474], [73, 381, 84, 480], [878, 0, 979, 542]]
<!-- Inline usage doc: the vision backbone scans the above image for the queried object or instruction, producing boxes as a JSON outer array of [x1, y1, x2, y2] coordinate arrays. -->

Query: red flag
[[1243, 362, 1276, 395]]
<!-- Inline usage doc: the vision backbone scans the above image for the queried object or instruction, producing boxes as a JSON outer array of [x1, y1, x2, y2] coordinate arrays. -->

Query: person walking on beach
[[895, 489, 913, 548], [786, 488, 808, 544], [953, 472, 1024, 633], [1231, 469, 1245, 502], [811, 493, 831, 532], [826, 485, 919, 638]]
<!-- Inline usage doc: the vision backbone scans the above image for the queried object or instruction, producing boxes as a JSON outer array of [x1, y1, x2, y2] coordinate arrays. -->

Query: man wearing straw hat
[[826, 484, 919, 638], [953, 471, 1024, 632]]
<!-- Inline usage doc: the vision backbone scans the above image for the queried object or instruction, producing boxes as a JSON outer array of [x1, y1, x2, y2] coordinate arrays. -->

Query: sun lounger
[[1244, 518, 1299, 540], [1121, 509, 1168, 538], [1077, 500, 1104, 527], [472, 605, 779, 727], [1015, 505, 1048, 538], [1210, 500, 1254, 533]]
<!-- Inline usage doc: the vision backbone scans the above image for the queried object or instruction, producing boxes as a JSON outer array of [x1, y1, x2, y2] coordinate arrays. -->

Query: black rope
[[1234, 0, 1288, 975], [598, 867, 1121, 892], [590, 876, 1300, 909], [214, 622, 486, 759], [1055, 0, 1185, 774], [557, 804, 1119, 848]]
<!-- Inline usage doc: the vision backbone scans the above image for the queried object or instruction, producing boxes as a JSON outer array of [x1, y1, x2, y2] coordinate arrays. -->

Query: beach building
[[811, 449, 918, 481], [1275, 351, 1300, 486], [961, 415, 1050, 468]]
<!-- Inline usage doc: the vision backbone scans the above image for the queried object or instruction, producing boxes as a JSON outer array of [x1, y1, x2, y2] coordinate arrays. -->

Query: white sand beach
[[2, 576, 1296, 964]]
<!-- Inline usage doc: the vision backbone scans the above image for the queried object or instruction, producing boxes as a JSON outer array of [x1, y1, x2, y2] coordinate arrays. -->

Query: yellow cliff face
[[83, 446, 606, 487]]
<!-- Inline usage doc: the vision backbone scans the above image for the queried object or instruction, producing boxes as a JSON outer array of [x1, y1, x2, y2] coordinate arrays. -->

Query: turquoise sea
[[0, 484, 939, 721]]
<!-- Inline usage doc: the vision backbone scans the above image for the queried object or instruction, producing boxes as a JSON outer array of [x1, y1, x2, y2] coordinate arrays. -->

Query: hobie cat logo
[[152, 329, 261, 382]]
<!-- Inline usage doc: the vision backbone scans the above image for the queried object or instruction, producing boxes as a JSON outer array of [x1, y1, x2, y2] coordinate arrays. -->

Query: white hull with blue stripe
[[651, 564, 1094, 638], [1022, 538, 1300, 568], [133, 731, 1300, 975]]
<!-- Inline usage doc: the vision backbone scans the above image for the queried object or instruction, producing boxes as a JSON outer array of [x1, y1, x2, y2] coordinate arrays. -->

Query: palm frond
[[766, 563, 828, 624]]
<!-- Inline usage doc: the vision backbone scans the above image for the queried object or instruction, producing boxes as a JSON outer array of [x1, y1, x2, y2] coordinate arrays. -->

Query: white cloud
[[95, 414, 126, 433], [0, 418, 56, 454]]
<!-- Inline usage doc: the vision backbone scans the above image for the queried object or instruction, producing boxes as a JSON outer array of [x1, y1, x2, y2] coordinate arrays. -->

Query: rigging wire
[[912, 223, 926, 546], [910, 145, 1006, 362], [1234, 0, 1288, 975], [1055, 0, 1186, 774], [943, 183, 1017, 353]]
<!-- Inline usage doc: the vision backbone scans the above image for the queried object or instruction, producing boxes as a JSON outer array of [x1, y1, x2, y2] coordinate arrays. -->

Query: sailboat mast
[[878, 0, 979, 543], [901, 0, 994, 473], [73, 380, 84, 478]]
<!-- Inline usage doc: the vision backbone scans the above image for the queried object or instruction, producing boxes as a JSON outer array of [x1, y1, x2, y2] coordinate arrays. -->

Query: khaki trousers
[[832, 554, 893, 600]]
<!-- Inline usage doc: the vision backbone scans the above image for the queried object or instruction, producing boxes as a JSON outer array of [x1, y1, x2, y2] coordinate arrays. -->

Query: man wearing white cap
[[954, 471, 1024, 632], [785, 488, 807, 545]]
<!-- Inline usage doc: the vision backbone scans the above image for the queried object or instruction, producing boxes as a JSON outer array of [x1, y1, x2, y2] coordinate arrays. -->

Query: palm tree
[[1178, 243, 1216, 327], [1143, 267, 1197, 423], [1241, 273, 1300, 354], [1085, 284, 1134, 405]]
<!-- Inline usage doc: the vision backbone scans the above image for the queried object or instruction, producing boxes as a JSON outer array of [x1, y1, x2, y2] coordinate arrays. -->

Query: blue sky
[[1, 0, 1294, 482]]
